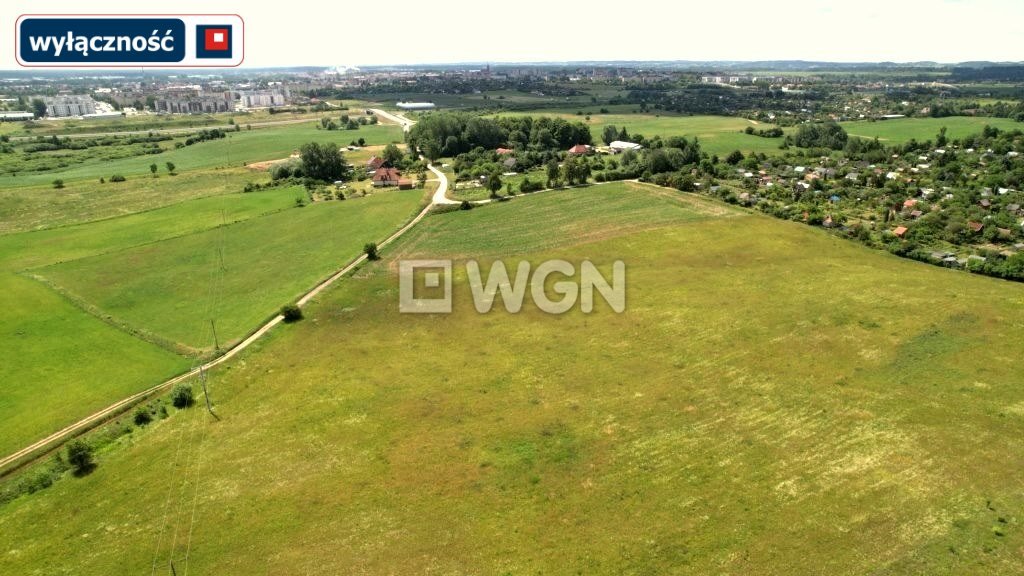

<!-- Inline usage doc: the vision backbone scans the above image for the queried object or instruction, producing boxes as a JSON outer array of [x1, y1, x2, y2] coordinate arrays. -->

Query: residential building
[[44, 95, 96, 117]]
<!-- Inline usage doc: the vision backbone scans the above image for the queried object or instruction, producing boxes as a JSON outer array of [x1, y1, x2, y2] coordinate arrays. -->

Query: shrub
[[364, 242, 380, 261], [460, 200, 473, 210], [52, 179, 64, 189], [133, 407, 153, 426], [281, 304, 303, 322], [110, 174, 126, 182], [171, 384, 194, 408], [65, 440, 94, 474]]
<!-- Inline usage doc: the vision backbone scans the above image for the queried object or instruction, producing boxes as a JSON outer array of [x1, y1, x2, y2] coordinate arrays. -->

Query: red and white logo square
[[204, 28, 230, 51]]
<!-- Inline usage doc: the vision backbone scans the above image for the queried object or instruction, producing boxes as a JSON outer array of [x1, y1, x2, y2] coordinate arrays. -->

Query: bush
[[460, 200, 473, 210], [281, 304, 303, 322], [52, 179, 64, 189], [171, 384, 194, 408], [133, 407, 153, 426], [110, 174, 126, 182], [65, 440, 94, 474], [364, 242, 380, 261]]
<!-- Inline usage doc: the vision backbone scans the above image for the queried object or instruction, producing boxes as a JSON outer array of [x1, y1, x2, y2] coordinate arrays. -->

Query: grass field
[[0, 186, 303, 457], [4, 182, 1024, 574], [34, 188, 425, 351], [841, 116, 1023, 143], [491, 112, 787, 156], [1, 122, 403, 186]]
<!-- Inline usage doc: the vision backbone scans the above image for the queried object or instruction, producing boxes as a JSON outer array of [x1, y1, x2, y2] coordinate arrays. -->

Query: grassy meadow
[[840, 116, 1023, 143], [36, 189, 425, 351], [1, 122, 402, 187], [3, 182, 1024, 574], [0, 118, 422, 458]]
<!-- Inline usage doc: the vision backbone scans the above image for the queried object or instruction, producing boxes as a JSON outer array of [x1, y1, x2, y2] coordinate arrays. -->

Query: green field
[[4, 182, 1024, 573], [841, 116, 1023, 143], [0, 186, 303, 457], [0, 168, 423, 458], [491, 112, 787, 156], [1, 122, 402, 186], [36, 189, 424, 351]]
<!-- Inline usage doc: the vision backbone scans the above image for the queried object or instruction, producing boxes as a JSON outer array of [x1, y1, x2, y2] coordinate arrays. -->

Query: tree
[[725, 150, 745, 165], [171, 384, 194, 408], [66, 440, 94, 474], [486, 171, 503, 198], [280, 304, 303, 322], [52, 179, 64, 189], [382, 143, 404, 167], [793, 122, 848, 150], [299, 142, 349, 182], [150, 163, 158, 177], [165, 161, 176, 174], [364, 242, 380, 260], [31, 98, 46, 118], [602, 125, 619, 145], [546, 159, 561, 187]]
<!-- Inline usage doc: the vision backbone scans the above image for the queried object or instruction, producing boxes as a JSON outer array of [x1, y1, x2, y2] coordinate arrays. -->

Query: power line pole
[[210, 319, 219, 351], [199, 367, 214, 416]]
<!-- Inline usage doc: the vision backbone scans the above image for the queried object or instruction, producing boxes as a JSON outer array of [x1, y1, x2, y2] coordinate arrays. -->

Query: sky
[[4, 0, 1024, 68]]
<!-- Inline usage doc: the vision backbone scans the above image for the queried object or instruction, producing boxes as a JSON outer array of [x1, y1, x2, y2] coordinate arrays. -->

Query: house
[[496, 147, 514, 155], [372, 167, 401, 187], [398, 178, 414, 190], [367, 156, 385, 171], [910, 210, 923, 219], [903, 198, 918, 209], [608, 140, 643, 152], [968, 221, 984, 233], [893, 226, 908, 238], [567, 144, 592, 155], [980, 199, 992, 208], [503, 157, 517, 169]]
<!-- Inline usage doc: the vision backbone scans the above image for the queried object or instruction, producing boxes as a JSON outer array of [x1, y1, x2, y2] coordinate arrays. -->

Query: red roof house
[[496, 148, 514, 155], [367, 156, 385, 170], [893, 226, 908, 238], [567, 144, 591, 155], [372, 167, 401, 187], [968, 221, 984, 233]]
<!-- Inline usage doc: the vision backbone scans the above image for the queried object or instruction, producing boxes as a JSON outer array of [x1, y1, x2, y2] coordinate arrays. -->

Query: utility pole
[[199, 367, 214, 416], [210, 319, 219, 351]]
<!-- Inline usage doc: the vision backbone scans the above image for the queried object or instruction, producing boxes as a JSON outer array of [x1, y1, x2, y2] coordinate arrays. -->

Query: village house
[[372, 167, 401, 187], [567, 144, 592, 155]]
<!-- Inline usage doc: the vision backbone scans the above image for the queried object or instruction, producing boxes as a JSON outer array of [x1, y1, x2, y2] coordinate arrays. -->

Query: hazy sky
[[5, 0, 1023, 68]]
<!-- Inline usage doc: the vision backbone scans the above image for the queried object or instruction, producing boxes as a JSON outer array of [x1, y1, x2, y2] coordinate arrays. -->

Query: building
[[155, 91, 233, 114], [608, 140, 643, 152], [568, 144, 592, 155], [372, 167, 401, 187], [396, 102, 435, 110], [366, 156, 385, 171], [236, 89, 289, 108], [398, 178, 414, 190], [44, 95, 96, 117], [0, 111, 34, 121]]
